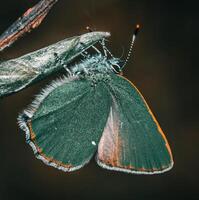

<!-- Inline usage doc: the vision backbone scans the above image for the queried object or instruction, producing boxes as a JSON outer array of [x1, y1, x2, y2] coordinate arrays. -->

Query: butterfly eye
[[111, 64, 121, 74], [110, 60, 124, 74]]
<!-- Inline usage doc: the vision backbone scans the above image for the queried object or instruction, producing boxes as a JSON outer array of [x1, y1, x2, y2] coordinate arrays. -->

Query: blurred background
[[0, 0, 198, 199]]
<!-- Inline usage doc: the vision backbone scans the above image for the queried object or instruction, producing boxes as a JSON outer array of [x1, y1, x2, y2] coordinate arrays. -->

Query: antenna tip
[[134, 24, 140, 36], [86, 26, 93, 32], [136, 24, 140, 29]]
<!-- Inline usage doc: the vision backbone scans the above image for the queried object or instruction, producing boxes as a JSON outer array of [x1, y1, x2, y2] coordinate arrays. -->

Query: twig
[[0, 0, 58, 51]]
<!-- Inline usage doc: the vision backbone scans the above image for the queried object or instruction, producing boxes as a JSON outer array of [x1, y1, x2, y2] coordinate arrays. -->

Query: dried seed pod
[[0, 31, 110, 97]]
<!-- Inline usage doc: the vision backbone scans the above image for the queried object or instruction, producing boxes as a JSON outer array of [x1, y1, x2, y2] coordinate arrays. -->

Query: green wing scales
[[19, 73, 173, 174], [96, 75, 173, 174], [19, 76, 111, 171]]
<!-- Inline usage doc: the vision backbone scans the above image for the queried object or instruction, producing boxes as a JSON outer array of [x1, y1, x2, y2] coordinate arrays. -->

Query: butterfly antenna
[[86, 26, 93, 32], [122, 24, 140, 69]]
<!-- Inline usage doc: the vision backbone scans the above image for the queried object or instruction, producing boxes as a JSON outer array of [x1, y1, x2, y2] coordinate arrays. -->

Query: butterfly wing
[[96, 75, 173, 174], [18, 76, 111, 172]]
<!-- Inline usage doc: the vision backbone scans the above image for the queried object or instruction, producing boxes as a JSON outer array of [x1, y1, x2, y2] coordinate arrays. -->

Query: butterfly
[[18, 25, 174, 174]]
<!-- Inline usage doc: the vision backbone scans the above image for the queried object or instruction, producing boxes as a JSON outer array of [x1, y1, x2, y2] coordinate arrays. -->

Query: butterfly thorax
[[71, 55, 122, 76]]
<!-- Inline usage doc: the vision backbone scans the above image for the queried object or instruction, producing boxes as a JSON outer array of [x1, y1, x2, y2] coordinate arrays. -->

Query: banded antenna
[[122, 24, 140, 69]]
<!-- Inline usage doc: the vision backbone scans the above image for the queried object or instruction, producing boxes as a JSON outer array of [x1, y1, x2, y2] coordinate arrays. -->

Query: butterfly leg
[[91, 46, 101, 54], [63, 65, 73, 76], [100, 39, 114, 58], [81, 51, 89, 58]]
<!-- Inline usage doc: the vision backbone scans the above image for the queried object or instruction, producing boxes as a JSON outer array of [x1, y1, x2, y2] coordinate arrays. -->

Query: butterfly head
[[88, 24, 140, 74], [70, 24, 140, 77], [71, 54, 122, 76]]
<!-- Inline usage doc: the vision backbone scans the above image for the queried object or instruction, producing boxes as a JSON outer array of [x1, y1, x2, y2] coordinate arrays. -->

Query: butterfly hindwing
[[19, 76, 111, 172], [96, 75, 173, 174]]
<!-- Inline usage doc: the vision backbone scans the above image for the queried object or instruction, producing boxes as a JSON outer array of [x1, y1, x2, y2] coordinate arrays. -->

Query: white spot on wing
[[92, 141, 96, 146]]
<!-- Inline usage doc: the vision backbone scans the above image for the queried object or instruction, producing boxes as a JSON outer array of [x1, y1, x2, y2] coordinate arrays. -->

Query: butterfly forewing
[[96, 75, 173, 174], [19, 76, 111, 172]]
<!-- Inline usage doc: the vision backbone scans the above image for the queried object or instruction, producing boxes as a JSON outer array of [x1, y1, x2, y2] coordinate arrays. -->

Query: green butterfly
[[18, 26, 173, 174]]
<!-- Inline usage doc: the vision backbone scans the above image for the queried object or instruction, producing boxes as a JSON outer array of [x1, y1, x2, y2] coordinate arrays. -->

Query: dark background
[[0, 0, 198, 199]]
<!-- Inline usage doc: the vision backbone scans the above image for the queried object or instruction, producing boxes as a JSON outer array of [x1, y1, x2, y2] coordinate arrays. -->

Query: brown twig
[[0, 0, 58, 51]]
